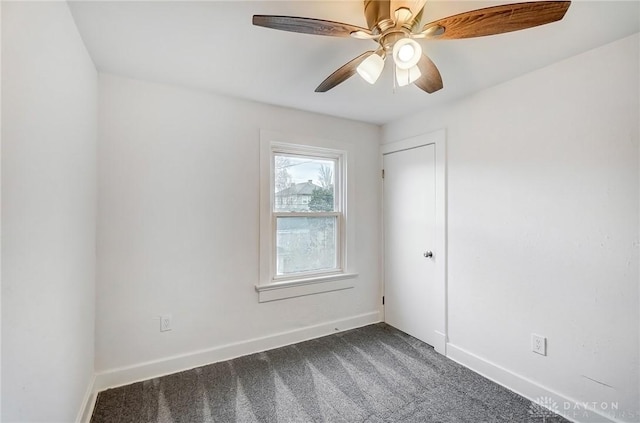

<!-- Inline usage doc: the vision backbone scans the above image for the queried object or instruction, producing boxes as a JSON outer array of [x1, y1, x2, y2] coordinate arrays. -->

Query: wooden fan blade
[[421, 1, 571, 40], [315, 51, 375, 92], [253, 15, 372, 38], [414, 54, 443, 94]]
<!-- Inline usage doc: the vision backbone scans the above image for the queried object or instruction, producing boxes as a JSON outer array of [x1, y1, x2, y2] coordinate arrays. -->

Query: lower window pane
[[276, 216, 337, 276]]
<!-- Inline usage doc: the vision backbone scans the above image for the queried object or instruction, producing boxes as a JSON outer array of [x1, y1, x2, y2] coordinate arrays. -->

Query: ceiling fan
[[253, 1, 571, 93]]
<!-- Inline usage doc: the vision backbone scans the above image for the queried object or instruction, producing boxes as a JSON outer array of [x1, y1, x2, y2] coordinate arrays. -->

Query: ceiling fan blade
[[420, 1, 571, 40], [253, 15, 372, 38], [315, 51, 375, 92], [414, 54, 443, 93]]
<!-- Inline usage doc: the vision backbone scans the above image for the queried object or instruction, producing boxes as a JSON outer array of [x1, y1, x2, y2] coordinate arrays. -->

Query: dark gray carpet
[[91, 323, 569, 422]]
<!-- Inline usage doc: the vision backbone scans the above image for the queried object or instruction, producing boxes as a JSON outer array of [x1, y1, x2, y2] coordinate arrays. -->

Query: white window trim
[[271, 145, 343, 280], [257, 130, 357, 302]]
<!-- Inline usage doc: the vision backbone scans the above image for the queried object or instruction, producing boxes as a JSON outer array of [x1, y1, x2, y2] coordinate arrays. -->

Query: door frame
[[381, 129, 448, 355]]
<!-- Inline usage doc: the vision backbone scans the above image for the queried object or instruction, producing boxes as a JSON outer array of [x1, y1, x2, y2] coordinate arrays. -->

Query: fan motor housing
[[380, 31, 409, 53], [364, 0, 391, 32], [364, 0, 423, 35]]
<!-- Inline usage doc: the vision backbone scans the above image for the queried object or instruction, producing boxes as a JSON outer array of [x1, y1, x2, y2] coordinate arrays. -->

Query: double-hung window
[[273, 150, 341, 277], [258, 131, 356, 302]]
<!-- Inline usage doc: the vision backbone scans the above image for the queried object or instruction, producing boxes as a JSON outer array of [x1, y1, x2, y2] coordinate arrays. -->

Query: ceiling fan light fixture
[[392, 38, 422, 70], [357, 53, 385, 84], [395, 65, 421, 87], [253, 0, 571, 94]]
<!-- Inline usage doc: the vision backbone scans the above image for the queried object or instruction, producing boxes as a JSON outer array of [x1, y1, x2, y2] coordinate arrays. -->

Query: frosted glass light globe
[[392, 38, 422, 70], [396, 65, 421, 87], [357, 53, 385, 84], [397, 44, 415, 63]]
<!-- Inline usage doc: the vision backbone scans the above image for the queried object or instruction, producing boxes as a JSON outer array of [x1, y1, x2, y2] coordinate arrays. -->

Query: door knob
[[423, 251, 433, 258]]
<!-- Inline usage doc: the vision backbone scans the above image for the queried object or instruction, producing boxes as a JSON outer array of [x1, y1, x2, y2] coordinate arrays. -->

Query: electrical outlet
[[160, 315, 172, 332], [531, 334, 546, 356]]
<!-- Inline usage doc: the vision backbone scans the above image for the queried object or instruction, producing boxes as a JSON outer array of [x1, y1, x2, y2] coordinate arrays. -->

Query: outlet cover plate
[[531, 333, 546, 356], [160, 315, 172, 332]]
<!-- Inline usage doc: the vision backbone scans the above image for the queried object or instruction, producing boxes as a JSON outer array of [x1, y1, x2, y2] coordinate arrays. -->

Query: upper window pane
[[274, 154, 336, 212]]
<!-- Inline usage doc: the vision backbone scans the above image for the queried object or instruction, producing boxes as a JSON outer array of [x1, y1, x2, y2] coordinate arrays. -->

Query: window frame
[[271, 147, 343, 280], [257, 130, 357, 302]]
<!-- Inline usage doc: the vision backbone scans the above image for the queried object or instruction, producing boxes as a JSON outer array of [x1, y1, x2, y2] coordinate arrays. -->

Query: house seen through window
[[273, 153, 341, 277]]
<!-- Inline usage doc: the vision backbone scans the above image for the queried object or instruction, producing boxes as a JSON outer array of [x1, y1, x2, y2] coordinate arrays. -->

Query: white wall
[[383, 34, 640, 422], [1, 2, 97, 422], [96, 74, 381, 375], [1, 2, 4, 419]]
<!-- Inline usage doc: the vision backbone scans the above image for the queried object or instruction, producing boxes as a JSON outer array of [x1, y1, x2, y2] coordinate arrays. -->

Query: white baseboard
[[433, 330, 447, 355], [93, 311, 381, 395], [76, 374, 96, 423], [446, 343, 629, 423]]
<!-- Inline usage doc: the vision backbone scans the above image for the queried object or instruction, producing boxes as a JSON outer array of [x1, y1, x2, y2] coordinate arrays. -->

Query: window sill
[[255, 273, 358, 302]]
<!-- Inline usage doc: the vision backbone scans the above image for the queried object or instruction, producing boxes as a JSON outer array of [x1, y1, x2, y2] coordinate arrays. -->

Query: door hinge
[[382, 296, 385, 305], [382, 169, 385, 179]]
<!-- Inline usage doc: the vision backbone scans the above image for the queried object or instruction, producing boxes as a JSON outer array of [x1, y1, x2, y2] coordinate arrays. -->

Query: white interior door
[[383, 143, 438, 347]]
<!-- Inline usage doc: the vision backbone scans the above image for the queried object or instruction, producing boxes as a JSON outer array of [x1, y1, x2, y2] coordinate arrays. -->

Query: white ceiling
[[68, 1, 639, 125]]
